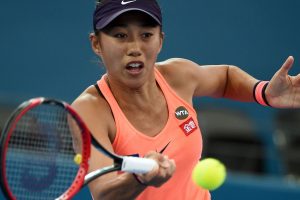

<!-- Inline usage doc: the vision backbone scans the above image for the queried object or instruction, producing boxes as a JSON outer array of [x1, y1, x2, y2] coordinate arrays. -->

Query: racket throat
[[83, 165, 120, 186]]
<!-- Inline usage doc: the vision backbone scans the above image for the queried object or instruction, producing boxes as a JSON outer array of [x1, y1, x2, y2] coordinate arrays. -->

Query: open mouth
[[126, 62, 144, 74]]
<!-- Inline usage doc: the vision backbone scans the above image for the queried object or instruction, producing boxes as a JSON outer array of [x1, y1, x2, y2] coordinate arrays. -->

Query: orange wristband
[[253, 81, 271, 107]]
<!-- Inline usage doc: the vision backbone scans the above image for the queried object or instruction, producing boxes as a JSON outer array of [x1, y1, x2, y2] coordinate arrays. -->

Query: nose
[[127, 39, 142, 57]]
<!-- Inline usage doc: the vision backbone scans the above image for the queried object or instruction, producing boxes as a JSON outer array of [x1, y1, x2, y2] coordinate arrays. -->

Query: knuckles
[[138, 151, 176, 187]]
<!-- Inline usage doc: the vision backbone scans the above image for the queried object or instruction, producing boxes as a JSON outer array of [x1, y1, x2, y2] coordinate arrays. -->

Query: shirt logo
[[121, 0, 137, 5], [158, 141, 172, 154], [179, 117, 197, 136], [175, 106, 189, 120]]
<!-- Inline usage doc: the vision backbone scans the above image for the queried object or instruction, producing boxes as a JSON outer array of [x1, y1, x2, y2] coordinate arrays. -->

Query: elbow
[[222, 65, 236, 98], [218, 65, 229, 98]]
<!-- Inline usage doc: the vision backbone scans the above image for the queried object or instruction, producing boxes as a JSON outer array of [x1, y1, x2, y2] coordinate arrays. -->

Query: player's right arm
[[71, 86, 175, 200]]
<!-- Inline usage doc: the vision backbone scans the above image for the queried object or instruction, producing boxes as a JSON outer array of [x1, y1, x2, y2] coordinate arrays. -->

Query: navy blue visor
[[93, 0, 162, 31]]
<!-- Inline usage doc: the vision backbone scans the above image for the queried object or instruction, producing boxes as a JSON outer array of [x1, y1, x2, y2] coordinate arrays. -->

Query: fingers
[[138, 151, 176, 187], [157, 155, 176, 177], [159, 155, 172, 168], [278, 56, 294, 76]]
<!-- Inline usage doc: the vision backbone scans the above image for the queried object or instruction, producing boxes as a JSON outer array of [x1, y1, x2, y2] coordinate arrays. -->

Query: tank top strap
[[96, 75, 124, 131], [154, 68, 196, 114]]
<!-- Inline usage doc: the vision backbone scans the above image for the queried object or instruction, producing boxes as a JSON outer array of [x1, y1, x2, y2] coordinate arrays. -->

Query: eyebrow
[[109, 22, 158, 28]]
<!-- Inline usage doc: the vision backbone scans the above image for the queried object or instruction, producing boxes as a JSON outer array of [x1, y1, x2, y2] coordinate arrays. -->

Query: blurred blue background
[[0, 0, 300, 199]]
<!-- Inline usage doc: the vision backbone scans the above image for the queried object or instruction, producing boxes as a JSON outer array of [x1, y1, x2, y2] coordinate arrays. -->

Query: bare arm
[[158, 58, 258, 103], [222, 65, 258, 101], [159, 56, 300, 108]]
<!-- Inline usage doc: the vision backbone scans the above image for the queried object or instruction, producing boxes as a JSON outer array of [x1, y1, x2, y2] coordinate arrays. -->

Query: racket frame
[[0, 98, 157, 200], [0, 98, 91, 200]]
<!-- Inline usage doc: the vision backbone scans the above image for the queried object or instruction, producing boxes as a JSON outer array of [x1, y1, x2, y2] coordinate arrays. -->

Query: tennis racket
[[0, 97, 157, 200]]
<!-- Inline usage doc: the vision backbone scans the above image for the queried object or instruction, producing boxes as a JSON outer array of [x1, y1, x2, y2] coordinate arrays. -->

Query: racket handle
[[122, 157, 158, 174]]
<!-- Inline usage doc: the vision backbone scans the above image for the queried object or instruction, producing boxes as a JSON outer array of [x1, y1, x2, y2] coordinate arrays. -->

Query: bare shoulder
[[156, 58, 202, 86], [72, 85, 116, 143], [155, 58, 201, 101], [157, 58, 199, 76], [72, 85, 107, 117], [156, 58, 230, 98]]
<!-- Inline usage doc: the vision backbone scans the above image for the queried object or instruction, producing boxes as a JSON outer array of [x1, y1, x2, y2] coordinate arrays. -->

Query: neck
[[106, 75, 162, 110]]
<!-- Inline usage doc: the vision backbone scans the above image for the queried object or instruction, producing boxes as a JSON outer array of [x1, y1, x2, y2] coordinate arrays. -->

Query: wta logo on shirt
[[175, 106, 189, 120], [180, 117, 197, 136]]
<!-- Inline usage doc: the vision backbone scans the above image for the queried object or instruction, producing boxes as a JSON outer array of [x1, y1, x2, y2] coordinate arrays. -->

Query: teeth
[[129, 63, 141, 68]]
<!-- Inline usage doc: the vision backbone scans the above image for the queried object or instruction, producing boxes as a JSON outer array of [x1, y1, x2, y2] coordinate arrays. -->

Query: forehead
[[106, 10, 159, 28]]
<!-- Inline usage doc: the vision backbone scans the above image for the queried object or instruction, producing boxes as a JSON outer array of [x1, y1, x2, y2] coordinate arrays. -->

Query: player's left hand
[[266, 56, 300, 108]]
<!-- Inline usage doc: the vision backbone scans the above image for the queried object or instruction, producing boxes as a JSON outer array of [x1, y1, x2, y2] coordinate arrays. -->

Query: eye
[[141, 32, 153, 39], [114, 33, 127, 39]]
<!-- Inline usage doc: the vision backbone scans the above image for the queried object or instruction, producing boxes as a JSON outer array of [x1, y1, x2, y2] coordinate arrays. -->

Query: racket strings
[[5, 104, 83, 199]]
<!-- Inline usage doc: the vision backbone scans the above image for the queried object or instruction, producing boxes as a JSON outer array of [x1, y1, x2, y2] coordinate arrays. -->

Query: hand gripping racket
[[0, 98, 157, 200]]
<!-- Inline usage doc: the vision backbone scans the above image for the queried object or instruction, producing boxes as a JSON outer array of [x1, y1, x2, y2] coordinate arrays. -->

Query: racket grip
[[122, 157, 158, 174]]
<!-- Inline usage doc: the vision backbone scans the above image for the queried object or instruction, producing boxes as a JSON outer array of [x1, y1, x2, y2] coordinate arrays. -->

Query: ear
[[158, 31, 165, 54], [89, 33, 102, 56]]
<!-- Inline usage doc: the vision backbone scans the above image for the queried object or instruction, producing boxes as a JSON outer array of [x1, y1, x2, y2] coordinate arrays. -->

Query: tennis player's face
[[94, 11, 163, 87]]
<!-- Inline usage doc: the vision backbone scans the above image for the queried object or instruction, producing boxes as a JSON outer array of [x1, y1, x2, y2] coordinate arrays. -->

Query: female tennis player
[[71, 0, 300, 199]]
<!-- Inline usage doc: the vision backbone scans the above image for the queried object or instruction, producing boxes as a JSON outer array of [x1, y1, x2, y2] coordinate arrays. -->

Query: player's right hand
[[135, 151, 176, 187]]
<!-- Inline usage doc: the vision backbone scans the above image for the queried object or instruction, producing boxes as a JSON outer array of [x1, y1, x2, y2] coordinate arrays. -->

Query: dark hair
[[95, 0, 110, 6]]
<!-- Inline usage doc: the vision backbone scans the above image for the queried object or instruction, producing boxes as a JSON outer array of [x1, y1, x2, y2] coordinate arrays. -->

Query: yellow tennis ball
[[192, 158, 226, 191], [74, 154, 82, 165]]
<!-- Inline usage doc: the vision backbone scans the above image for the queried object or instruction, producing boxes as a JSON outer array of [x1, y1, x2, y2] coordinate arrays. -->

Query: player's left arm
[[158, 58, 258, 103], [159, 56, 300, 108], [223, 56, 300, 108]]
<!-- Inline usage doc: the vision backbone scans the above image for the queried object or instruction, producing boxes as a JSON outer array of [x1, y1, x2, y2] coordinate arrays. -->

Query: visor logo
[[121, 0, 137, 5]]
